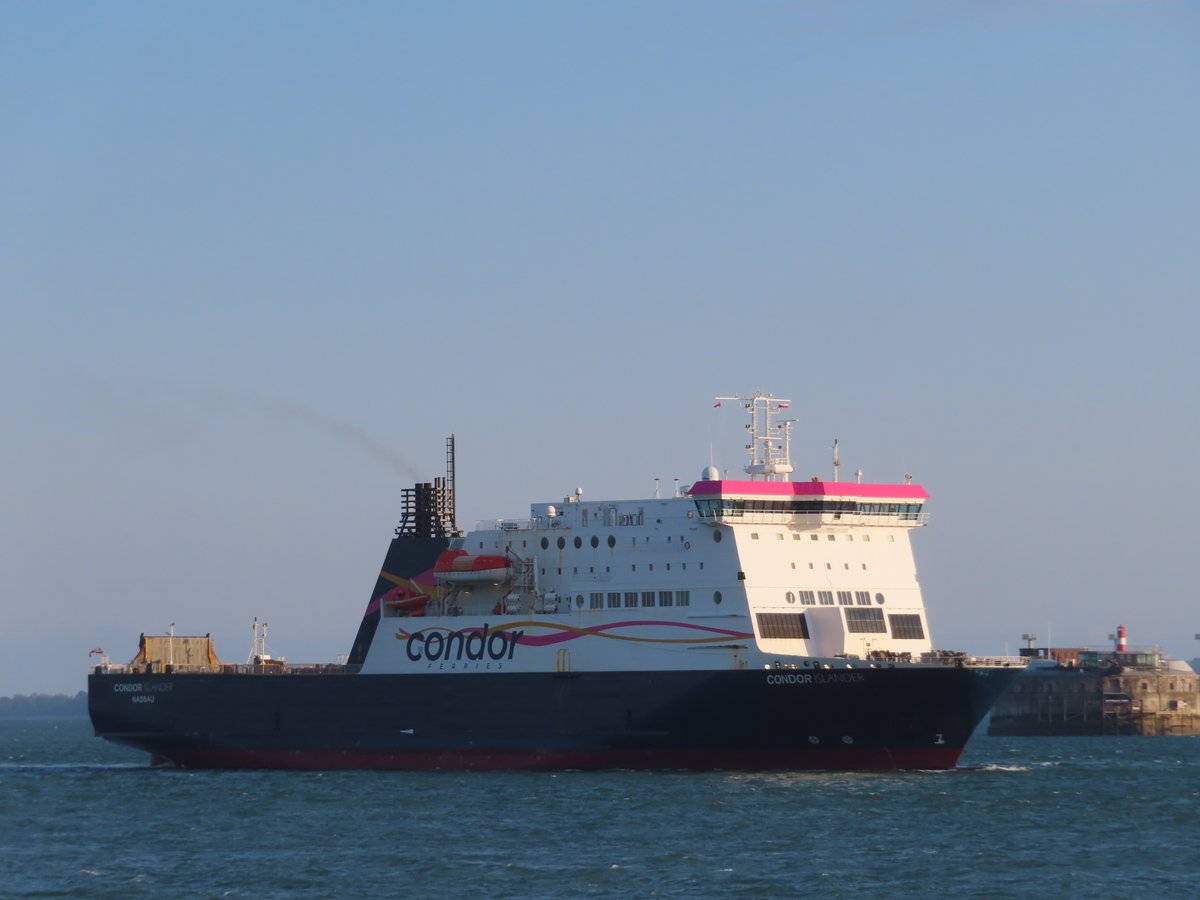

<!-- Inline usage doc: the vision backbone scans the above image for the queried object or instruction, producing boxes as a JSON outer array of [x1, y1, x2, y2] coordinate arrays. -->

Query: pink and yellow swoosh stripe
[[396, 620, 752, 646]]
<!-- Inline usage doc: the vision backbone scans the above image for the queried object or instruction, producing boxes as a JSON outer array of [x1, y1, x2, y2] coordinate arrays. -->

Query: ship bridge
[[699, 393, 929, 526], [687, 479, 929, 527]]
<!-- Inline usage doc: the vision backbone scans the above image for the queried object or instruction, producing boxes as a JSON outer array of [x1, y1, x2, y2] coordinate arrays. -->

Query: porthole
[[786, 592, 796, 604], [574, 536, 582, 549], [713, 530, 723, 543], [713, 591, 723, 605], [608, 535, 616, 548], [575, 594, 584, 608], [541, 537, 549, 550], [557, 537, 565, 550], [875, 593, 885, 605], [591, 536, 599, 549]]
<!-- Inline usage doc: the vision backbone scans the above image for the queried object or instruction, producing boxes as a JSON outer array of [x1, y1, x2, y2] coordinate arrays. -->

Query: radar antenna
[[714, 393, 795, 482]]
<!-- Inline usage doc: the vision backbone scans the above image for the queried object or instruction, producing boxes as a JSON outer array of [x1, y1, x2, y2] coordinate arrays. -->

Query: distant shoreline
[[0, 692, 88, 719]]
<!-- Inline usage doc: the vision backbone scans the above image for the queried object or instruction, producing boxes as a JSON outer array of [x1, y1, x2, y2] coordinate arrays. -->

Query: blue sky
[[3, 2, 1198, 695]]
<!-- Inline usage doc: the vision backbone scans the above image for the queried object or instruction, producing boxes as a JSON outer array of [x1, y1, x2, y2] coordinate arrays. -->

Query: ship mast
[[715, 393, 795, 482]]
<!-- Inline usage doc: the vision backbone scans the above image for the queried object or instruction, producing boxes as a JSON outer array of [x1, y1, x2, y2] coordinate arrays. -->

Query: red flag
[[89, 647, 104, 656], [713, 401, 721, 408]]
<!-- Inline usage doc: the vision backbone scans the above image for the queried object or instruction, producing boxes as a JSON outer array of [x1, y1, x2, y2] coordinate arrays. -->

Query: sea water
[[2, 720, 1197, 898]]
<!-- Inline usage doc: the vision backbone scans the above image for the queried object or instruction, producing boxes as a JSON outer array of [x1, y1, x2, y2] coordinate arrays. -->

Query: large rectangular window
[[757, 613, 810, 640], [624, 592, 639, 609], [837, 591, 853, 606], [845, 608, 887, 633], [818, 590, 834, 606], [676, 590, 690, 607], [589, 592, 604, 610], [855, 591, 872, 606], [889, 614, 925, 640], [659, 591, 674, 607], [641, 591, 655, 608], [607, 592, 621, 609]]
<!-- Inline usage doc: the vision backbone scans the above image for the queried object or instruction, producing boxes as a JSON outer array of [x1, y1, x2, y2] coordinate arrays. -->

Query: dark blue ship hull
[[88, 663, 1018, 770]]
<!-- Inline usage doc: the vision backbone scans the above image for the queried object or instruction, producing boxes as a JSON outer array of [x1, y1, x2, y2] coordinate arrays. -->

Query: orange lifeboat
[[434, 549, 512, 584], [380, 585, 431, 616]]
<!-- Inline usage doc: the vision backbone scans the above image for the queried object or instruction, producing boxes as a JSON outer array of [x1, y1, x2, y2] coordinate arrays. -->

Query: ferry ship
[[88, 394, 1022, 770]]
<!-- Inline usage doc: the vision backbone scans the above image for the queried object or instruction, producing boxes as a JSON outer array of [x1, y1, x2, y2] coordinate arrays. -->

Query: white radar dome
[[701, 465, 720, 481]]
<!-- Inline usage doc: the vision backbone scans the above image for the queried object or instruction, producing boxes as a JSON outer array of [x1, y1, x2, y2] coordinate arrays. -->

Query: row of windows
[[482, 525, 897, 561], [538, 533, 692, 551], [750, 532, 892, 543], [696, 499, 923, 519], [541, 561, 704, 577], [587, 591, 692, 609], [785, 590, 885, 606], [755, 611, 926, 641], [541, 562, 870, 577]]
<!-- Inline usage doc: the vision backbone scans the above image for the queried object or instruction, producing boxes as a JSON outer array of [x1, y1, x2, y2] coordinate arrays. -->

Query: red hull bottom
[[151, 745, 964, 771]]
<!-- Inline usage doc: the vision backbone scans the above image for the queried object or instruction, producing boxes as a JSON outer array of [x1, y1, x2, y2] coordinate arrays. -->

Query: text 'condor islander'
[[89, 394, 1023, 770]]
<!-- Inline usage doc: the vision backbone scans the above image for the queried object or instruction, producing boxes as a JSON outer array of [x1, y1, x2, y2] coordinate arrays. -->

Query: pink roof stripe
[[687, 479, 929, 500]]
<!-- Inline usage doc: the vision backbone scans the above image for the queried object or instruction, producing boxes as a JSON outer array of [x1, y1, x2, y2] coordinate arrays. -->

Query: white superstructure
[[362, 394, 941, 676]]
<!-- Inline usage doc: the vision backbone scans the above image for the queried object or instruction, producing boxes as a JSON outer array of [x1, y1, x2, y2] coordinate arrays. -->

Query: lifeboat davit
[[434, 549, 512, 584]]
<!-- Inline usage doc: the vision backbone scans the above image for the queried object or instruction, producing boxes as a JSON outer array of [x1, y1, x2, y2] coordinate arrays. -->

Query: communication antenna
[[248, 618, 269, 664], [832, 439, 840, 483], [714, 393, 795, 481]]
